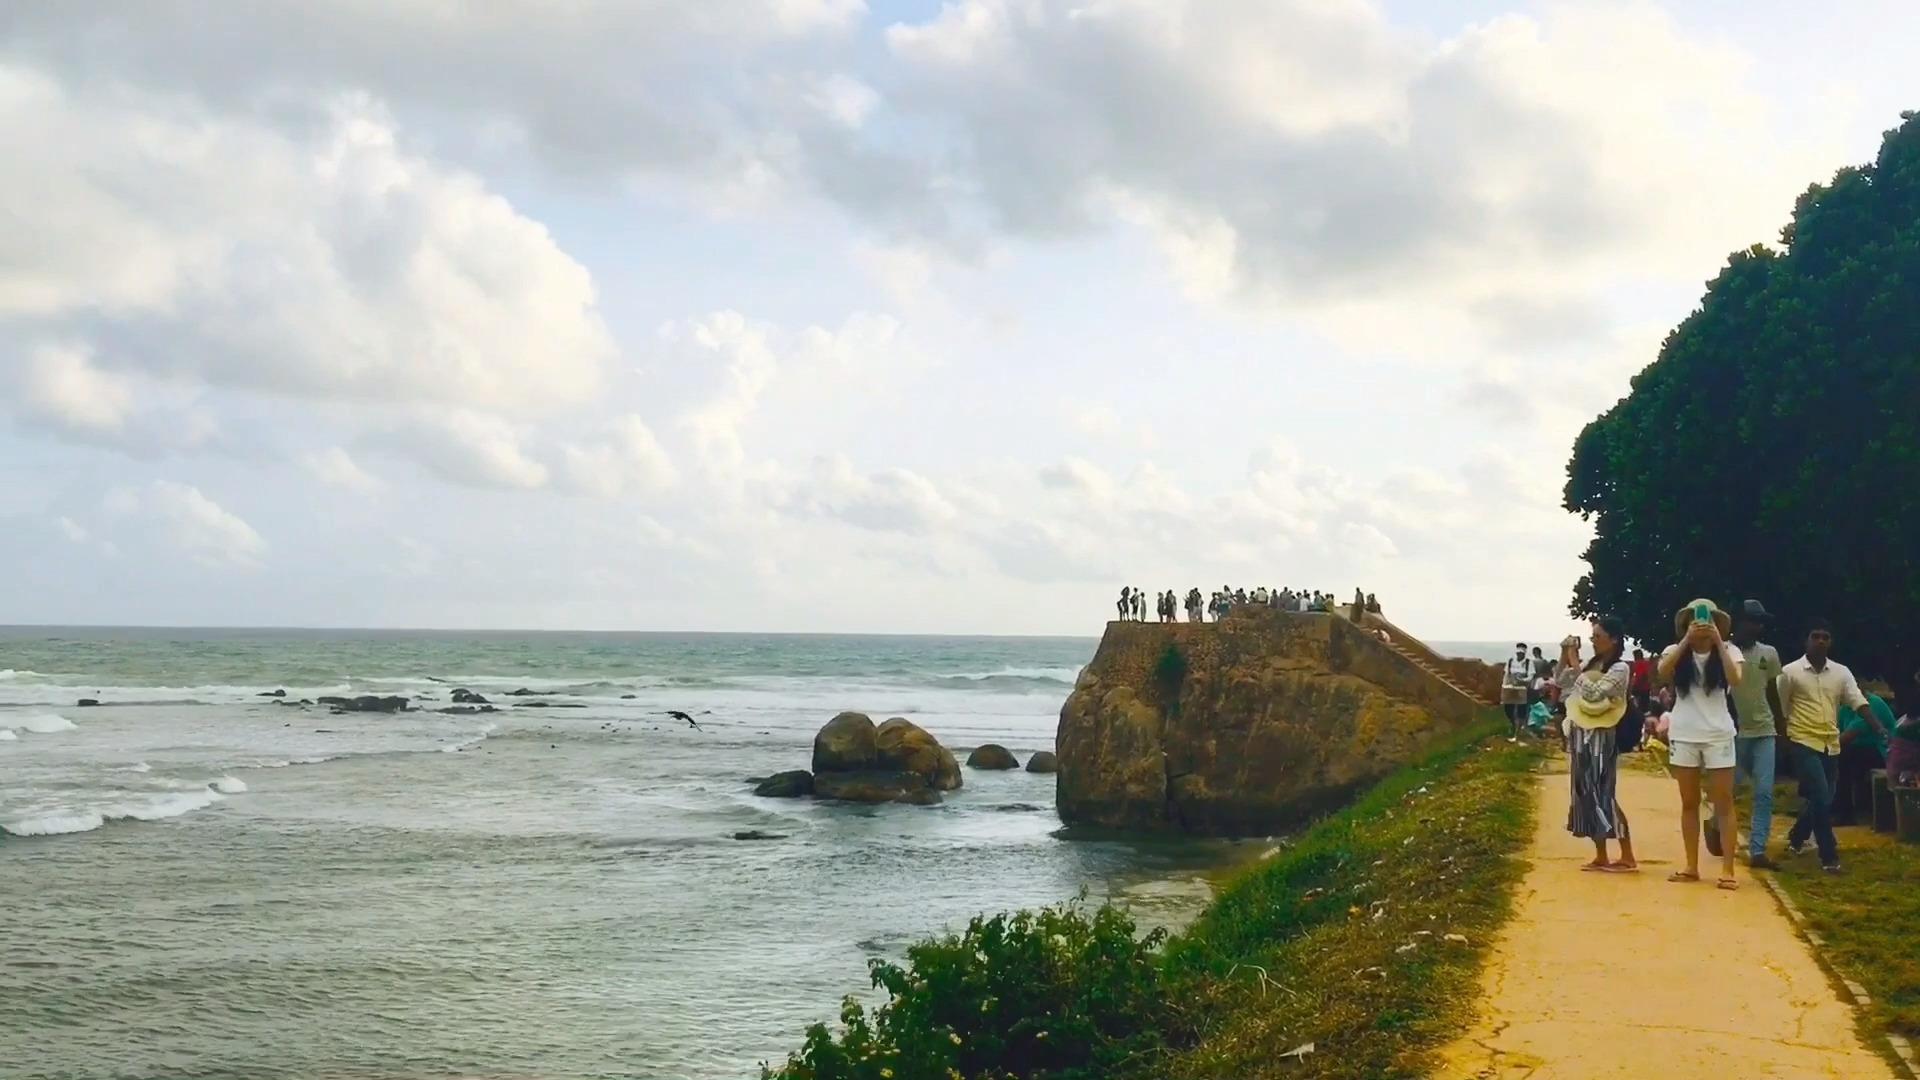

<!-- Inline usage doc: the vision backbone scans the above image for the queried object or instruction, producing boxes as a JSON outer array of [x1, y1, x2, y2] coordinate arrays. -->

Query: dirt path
[[1434, 767, 1893, 1079]]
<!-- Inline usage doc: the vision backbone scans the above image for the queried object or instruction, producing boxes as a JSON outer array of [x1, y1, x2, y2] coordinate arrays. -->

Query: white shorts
[[1669, 737, 1736, 770]]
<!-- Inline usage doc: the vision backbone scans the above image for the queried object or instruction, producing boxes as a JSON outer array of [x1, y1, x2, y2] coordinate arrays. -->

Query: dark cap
[[1515, 642, 1526, 649], [1740, 599, 1771, 621]]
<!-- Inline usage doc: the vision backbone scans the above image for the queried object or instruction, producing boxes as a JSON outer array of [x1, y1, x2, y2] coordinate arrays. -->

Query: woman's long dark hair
[[1585, 615, 1627, 674], [1672, 624, 1729, 696]]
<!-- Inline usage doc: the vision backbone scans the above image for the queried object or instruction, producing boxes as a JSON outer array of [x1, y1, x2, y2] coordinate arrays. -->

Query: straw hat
[[1673, 597, 1731, 638]]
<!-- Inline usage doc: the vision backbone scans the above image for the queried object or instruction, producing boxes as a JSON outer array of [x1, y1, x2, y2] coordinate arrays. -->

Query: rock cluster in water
[[755, 712, 974, 805]]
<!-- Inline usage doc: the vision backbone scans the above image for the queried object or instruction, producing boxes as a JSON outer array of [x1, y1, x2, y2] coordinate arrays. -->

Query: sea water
[[0, 628, 1251, 1080]]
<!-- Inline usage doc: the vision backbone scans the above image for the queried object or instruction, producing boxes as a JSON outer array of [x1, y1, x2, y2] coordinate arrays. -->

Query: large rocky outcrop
[[1056, 611, 1487, 836]]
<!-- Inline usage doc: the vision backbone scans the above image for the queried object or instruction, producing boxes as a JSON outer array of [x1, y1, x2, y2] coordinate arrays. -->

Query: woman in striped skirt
[[1568, 615, 1637, 872]]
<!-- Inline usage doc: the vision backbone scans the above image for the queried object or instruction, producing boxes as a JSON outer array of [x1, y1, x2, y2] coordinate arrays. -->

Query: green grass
[[1761, 787, 1920, 1044], [764, 718, 1542, 1080], [1155, 720, 1537, 1079]]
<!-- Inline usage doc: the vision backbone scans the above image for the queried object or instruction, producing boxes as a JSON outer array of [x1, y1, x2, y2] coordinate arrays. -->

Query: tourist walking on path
[[1657, 598, 1742, 889], [1727, 600, 1785, 868], [1502, 644, 1532, 742], [1777, 619, 1890, 870], [1567, 615, 1636, 871]]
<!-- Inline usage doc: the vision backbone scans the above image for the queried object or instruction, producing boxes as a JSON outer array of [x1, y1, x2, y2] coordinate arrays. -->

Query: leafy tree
[[1566, 112, 1920, 678]]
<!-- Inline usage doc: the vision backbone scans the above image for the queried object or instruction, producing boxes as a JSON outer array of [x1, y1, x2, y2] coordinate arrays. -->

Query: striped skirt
[[1567, 724, 1628, 840]]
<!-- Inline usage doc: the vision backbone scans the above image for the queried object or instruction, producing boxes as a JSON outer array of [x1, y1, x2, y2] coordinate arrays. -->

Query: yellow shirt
[[1777, 656, 1867, 754]]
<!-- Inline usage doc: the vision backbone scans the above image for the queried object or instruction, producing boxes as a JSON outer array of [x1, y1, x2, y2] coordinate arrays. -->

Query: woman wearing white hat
[[1656, 598, 1744, 889], [1567, 615, 1637, 871]]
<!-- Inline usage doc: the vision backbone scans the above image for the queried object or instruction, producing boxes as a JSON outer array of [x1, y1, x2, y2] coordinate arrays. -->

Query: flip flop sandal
[[1717, 877, 1739, 890], [1667, 870, 1700, 883], [1599, 863, 1638, 873]]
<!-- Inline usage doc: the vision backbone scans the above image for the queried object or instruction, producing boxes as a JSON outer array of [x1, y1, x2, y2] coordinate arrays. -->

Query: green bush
[[764, 902, 1175, 1080]]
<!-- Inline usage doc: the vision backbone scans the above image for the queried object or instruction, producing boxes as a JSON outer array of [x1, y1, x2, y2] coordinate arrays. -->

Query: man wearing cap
[[1777, 618, 1890, 872], [1727, 600, 1786, 868], [1502, 643, 1532, 742]]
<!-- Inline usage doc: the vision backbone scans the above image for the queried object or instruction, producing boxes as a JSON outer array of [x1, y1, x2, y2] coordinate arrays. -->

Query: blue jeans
[[1785, 742, 1840, 866], [1735, 735, 1776, 857]]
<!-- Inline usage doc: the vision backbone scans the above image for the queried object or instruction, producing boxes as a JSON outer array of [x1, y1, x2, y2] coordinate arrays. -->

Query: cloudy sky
[[2, 1, 1914, 638]]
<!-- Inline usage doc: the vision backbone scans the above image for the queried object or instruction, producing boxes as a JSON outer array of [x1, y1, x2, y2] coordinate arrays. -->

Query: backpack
[[1615, 697, 1646, 753]]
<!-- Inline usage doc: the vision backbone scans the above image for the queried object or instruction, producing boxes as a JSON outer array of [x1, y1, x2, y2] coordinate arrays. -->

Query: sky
[[1, 0, 1916, 640]]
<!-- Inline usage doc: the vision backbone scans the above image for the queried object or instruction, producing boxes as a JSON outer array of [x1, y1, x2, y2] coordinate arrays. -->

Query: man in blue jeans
[[1778, 619, 1891, 872], [1727, 600, 1785, 868]]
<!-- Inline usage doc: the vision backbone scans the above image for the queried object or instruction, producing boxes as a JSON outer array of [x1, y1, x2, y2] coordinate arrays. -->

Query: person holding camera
[[1657, 598, 1744, 890]]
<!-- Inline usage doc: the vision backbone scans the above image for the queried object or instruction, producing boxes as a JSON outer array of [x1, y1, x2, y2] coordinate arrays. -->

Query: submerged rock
[[76, 698, 101, 707], [316, 694, 410, 714], [875, 717, 963, 791], [439, 705, 499, 715], [451, 688, 490, 705], [732, 830, 788, 841], [812, 712, 879, 773], [507, 687, 539, 696], [753, 770, 814, 798], [966, 744, 1020, 770], [258, 689, 286, 698], [814, 770, 941, 806], [1024, 750, 1059, 774]]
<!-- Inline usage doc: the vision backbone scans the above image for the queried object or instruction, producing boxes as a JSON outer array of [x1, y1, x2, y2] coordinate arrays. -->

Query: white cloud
[[0, 69, 613, 417], [557, 416, 678, 498], [102, 481, 266, 569], [55, 515, 119, 558], [300, 447, 383, 493], [14, 342, 134, 434], [795, 455, 959, 534], [376, 411, 551, 491]]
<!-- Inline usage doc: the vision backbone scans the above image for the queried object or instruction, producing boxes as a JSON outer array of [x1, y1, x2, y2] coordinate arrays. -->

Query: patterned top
[[1569, 659, 1631, 730]]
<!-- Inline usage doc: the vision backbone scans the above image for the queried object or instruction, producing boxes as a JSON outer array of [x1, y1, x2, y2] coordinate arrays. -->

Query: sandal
[[1599, 862, 1638, 873], [1667, 870, 1700, 883], [1717, 877, 1739, 891], [1580, 861, 1609, 872]]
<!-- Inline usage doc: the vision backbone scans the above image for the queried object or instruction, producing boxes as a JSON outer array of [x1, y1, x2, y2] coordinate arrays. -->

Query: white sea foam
[[1, 788, 225, 837], [0, 728, 17, 741], [441, 723, 498, 753], [3, 810, 105, 836], [114, 762, 153, 773], [250, 755, 337, 769], [942, 666, 1080, 684], [18, 713, 78, 734], [211, 776, 249, 794]]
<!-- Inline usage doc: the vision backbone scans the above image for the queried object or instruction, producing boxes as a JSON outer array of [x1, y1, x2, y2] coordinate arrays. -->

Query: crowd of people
[[1115, 585, 1382, 624], [1508, 597, 1920, 889]]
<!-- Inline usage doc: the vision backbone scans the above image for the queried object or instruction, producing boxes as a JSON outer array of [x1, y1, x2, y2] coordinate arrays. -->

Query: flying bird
[[666, 710, 702, 730]]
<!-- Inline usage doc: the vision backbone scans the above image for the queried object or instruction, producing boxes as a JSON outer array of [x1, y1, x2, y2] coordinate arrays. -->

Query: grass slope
[[765, 720, 1540, 1080]]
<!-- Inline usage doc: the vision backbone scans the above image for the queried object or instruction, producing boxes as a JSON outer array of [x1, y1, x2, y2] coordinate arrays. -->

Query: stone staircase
[[1382, 638, 1493, 707]]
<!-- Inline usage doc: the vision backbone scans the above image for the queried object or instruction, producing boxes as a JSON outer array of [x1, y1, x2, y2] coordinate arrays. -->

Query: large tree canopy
[[1566, 112, 1920, 678]]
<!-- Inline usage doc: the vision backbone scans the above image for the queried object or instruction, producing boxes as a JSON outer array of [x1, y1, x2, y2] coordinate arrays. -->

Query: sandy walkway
[[1434, 768, 1893, 1079]]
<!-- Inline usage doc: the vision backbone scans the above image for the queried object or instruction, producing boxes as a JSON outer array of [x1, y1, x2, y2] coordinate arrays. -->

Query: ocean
[[0, 628, 1259, 1080]]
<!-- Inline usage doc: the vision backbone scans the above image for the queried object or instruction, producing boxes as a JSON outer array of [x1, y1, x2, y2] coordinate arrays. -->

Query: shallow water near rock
[[0, 628, 1248, 1080]]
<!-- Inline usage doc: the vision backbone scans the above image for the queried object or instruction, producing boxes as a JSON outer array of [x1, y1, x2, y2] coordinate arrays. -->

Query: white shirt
[[1778, 655, 1868, 754], [1660, 642, 1744, 743], [1503, 656, 1532, 688]]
